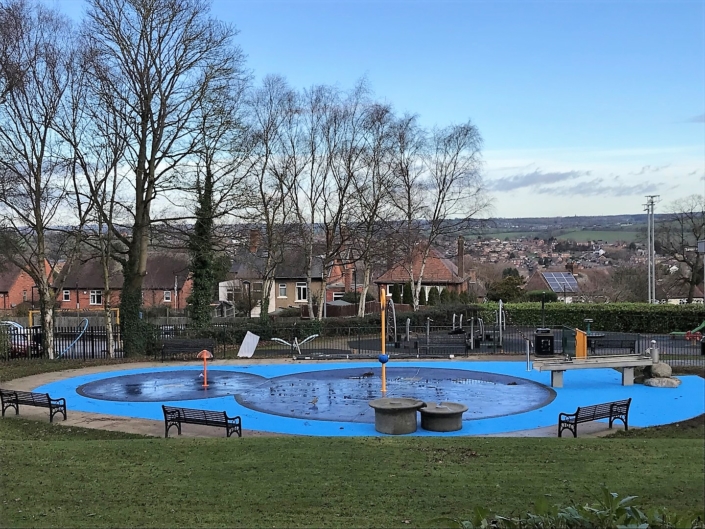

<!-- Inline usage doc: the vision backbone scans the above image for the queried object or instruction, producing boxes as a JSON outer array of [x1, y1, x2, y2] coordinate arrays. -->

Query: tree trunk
[[358, 266, 371, 318], [39, 289, 54, 360], [120, 224, 149, 356]]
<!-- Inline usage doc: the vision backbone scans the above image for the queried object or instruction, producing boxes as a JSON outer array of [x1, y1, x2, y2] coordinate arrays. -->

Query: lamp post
[[242, 280, 251, 319]]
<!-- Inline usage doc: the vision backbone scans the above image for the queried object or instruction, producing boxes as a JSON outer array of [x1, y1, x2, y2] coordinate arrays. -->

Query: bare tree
[[237, 75, 296, 319], [655, 195, 705, 303], [57, 51, 130, 358], [82, 0, 242, 353], [0, 0, 24, 104], [349, 102, 397, 316], [389, 116, 490, 310], [0, 0, 90, 358]]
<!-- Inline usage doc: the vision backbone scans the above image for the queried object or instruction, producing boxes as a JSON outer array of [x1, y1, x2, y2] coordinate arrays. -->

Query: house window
[[63, 290, 71, 302], [253, 282, 263, 294], [89, 290, 103, 305], [22, 290, 27, 302], [386, 285, 393, 296], [278, 283, 287, 297], [333, 292, 345, 301], [226, 288, 235, 302], [296, 282, 307, 302], [163, 291, 172, 302]]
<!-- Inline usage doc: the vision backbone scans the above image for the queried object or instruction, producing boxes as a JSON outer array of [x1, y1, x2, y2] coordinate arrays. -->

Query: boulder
[[644, 377, 681, 388], [650, 363, 672, 378]]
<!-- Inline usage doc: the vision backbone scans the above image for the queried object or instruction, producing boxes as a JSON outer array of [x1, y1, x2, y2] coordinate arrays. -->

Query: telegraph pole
[[645, 195, 659, 303]]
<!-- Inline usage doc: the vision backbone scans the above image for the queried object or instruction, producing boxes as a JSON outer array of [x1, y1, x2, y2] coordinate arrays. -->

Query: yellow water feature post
[[575, 329, 587, 359], [379, 290, 388, 394]]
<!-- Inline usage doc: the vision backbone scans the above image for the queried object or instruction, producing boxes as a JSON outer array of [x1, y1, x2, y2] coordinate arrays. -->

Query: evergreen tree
[[187, 172, 215, 329], [418, 287, 427, 305], [391, 283, 402, 304], [439, 287, 450, 304], [428, 286, 440, 305], [403, 282, 413, 305]]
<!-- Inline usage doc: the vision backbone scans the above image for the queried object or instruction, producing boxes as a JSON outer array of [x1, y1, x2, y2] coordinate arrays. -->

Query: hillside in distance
[[469, 214, 666, 244]]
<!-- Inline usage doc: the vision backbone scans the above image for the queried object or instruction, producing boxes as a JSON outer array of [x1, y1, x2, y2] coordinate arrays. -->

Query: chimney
[[457, 236, 465, 280], [344, 268, 353, 292], [249, 229, 260, 253]]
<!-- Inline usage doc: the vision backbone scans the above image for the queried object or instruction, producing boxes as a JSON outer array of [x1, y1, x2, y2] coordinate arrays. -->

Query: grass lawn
[[1, 416, 703, 528], [1, 361, 703, 528]]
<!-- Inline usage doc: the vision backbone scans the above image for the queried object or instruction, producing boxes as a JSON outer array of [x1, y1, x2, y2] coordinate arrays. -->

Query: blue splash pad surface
[[33, 361, 705, 437]]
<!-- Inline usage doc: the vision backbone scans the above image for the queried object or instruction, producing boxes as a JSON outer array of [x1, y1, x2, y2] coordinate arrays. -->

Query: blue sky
[[56, 0, 705, 218]]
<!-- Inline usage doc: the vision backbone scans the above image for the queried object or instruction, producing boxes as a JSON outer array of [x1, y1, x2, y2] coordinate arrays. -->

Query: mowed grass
[[1, 417, 703, 528]]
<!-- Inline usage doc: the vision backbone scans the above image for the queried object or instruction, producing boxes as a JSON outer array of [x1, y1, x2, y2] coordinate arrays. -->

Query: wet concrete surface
[[235, 366, 555, 423]]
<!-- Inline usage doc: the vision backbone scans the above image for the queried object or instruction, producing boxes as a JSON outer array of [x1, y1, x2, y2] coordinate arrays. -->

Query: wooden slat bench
[[160, 338, 215, 361], [0, 388, 67, 422], [162, 405, 241, 438], [558, 398, 631, 438]]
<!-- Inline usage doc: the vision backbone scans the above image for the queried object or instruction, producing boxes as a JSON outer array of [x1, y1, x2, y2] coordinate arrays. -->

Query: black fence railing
[[1, 322, 703, 366]]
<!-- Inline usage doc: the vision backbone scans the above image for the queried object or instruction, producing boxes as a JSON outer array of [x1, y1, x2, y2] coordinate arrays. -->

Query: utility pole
[[645, 195, 659, 303]]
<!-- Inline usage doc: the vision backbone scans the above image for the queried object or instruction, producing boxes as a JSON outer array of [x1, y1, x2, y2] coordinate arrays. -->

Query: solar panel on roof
[[541, 272, 578, 293]]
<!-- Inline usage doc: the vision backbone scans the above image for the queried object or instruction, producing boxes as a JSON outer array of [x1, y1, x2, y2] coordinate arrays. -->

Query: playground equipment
[[380, 290, 388, 393], [670, 321, 705, 340], [197, 349, 213, 388], [56, 318, 89, 359], [271, 334, 319, 356]]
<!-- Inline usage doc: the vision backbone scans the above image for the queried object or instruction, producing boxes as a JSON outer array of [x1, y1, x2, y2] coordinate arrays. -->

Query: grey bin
[[534, 328, 555, 356]]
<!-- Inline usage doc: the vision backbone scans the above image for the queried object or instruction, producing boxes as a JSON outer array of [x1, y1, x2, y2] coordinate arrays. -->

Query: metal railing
[[1, 322, 703, 366]]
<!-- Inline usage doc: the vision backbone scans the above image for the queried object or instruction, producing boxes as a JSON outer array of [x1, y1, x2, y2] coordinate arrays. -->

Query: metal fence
[[1, 321, 703, 366]]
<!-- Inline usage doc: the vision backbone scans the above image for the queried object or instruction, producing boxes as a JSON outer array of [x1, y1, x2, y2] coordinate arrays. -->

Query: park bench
[[160, 338, 215, 361], [589, 338, 637, 355], [162, 405, 242, 438], [0, 388, 67, 422], [558, 398, 631, 438], [416, 332, 471, 356]]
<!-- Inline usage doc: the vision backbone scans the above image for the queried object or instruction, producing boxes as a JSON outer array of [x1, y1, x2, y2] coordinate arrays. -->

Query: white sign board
[[699, 240, 705, 253], [237, 331, 260, 358]]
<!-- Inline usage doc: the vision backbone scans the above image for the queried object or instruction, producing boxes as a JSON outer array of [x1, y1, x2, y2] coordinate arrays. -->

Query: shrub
[[525, 290, 558, 303]]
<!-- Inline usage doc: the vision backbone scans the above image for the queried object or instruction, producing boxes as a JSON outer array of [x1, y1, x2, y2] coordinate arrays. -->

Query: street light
[[242, 280, 252, 319]]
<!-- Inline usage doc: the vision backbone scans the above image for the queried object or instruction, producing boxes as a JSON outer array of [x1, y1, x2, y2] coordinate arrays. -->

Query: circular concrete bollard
[[368, 397, 426, 435], [419, 401, 469, 432]]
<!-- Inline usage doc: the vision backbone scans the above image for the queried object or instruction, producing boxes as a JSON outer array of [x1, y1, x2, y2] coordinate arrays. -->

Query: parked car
[[0, 321, 32, 358]]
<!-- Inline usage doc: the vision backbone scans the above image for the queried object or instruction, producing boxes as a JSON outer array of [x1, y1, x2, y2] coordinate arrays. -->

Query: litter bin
[[534, 328, 555, 356]]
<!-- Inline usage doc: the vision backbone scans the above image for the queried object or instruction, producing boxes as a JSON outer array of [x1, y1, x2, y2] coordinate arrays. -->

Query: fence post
[[426, 318, 431, 345], [526, 338, 531, 371], [650, 339, 659, 363]]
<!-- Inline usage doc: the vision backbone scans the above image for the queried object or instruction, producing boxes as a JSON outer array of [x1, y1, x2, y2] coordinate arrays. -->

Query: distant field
[[482, 229, 642, 243], [556, 230, 641, 243]]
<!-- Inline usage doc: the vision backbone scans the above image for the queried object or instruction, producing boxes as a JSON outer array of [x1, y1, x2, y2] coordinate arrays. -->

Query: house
[[374, 236, 477, 299], [217, 230, 359, 316], [656, 277, 704, 305], [0, 261, 51, 310], [524, 269, 580, 302], [57, 254, 192, 311]]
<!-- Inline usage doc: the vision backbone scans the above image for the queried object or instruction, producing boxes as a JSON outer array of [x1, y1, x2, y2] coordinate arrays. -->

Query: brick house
[[374, 237, 477, 299], [0, 261, 51, 310], [218, 244, 355, 316], [57, 254, 192, 311]]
